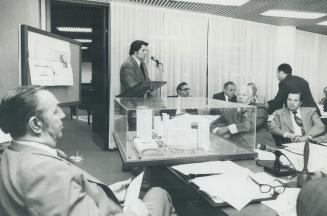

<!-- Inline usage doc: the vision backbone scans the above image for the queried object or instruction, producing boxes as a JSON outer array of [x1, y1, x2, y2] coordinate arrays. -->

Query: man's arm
[[20, 158, 126, 216], [268, 82, 288, 114], [120, 64, 139, 90], [306, 111, 326, 137]]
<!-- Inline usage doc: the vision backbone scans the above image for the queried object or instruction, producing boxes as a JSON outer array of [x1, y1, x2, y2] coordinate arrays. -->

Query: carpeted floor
[[59, 114, 132, 185]]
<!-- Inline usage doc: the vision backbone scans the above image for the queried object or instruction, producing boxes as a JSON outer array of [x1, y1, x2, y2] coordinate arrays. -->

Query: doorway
[[49, 0, 109, 150]]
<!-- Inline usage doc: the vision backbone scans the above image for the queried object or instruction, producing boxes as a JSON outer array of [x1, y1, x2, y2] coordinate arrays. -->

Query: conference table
[[142, 160, 280, 216]]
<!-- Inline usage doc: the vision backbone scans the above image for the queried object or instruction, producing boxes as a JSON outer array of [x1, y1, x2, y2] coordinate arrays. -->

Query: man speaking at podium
[[120, 40, 151, 97]]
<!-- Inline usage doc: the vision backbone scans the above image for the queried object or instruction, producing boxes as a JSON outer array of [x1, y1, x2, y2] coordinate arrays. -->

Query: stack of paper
[[172, 161, 280, 210]]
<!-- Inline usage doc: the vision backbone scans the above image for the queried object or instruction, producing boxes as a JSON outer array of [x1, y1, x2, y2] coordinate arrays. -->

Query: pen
[[187, 173, 222, 179]]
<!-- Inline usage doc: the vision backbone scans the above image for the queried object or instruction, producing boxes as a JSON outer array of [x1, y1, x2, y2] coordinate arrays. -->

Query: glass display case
[[114, 97, 257, 166]]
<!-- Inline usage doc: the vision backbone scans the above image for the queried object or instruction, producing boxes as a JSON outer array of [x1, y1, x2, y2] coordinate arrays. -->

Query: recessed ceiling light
[[171, 0, 250, 6], [81, 46, 88, 50], [317, 20, 327, 26], [261, 10, 326, 19], [56, 27, 92, 33], [74, 39, 92, 43]]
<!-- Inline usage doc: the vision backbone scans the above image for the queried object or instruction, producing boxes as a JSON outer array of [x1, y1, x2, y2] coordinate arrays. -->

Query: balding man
[[0, 86, 176, 216], [211, 85, 275, 148]]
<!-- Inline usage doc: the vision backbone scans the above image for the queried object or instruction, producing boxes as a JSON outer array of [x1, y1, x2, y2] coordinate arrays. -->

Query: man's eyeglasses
[[180, 88, 190, 91], [248, 176, 285, 194]]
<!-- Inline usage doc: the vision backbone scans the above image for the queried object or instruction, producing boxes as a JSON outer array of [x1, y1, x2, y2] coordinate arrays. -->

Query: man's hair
[[0, 85, 44, 138], [288, 90, 303, 102], [277, 63, 292, 75], [129, 40, 149, 56], [176, 82, 188, 93], [223, 81, 235, 90]]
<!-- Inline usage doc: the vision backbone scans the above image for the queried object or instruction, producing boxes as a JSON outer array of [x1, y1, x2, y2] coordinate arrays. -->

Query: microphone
[[151, 56, 162, 65], [257, 144, 280, 154]]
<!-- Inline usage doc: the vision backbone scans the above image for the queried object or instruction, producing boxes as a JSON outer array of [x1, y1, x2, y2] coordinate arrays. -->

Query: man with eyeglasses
[[161, 82, 197, 116], [175, 82, 190, 97]]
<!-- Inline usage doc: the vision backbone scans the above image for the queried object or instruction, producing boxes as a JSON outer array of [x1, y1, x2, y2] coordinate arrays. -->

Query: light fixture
[[170, 0, 250, 6], [74, 39, 92, 43], [317, 20, 327, 26], [81, 46, 88, 50], [56, 27, 92, 33], [261, 10, 326, 19]]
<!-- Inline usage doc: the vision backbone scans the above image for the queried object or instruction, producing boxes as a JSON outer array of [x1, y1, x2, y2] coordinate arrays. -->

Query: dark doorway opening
[[50, 0, 109, 150]]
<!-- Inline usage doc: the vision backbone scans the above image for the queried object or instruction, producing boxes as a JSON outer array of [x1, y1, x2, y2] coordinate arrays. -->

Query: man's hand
[[293, 135, 310, 143], [216, 127, 230, 136]]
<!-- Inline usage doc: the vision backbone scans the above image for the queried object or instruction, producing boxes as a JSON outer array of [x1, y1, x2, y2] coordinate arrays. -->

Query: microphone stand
[[156, 62, 163, 98], [297, 139, 312, 187]]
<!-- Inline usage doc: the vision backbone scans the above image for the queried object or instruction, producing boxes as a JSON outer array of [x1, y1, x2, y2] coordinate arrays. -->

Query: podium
[[118, 81, 167, 97]]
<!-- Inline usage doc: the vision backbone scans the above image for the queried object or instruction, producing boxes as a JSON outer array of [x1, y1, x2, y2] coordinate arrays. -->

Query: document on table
[[172, 161, 278, 210], [281, 142, 327, 172], [123, 172, 144, 212], [172, 160, 241, 175], [262, 188, 300, 216]]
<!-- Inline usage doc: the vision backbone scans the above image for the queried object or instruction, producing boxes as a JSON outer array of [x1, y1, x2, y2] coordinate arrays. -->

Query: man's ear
[[29, 116, 43, 134]]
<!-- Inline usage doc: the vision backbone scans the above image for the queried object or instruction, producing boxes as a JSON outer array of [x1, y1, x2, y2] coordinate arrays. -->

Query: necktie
[[140, 63, 146, 79], [292, 111, 306, 135], [228, 97, 232, 102]]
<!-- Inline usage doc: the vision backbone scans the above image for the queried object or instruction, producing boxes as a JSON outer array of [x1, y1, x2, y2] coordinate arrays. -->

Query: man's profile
[[0, 86, 176, 216]]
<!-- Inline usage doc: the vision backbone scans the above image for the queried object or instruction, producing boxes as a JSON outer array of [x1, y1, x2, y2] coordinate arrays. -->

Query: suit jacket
[[160, 95, 198, 116], [210, 92, 237, 115], [212, 91, 237, 102], [120, 56, 150, 95], [0, 142, 121, 216], [210, 103, 276, 148], [270, 107, 327, 143], [268, 75, 319, 115]]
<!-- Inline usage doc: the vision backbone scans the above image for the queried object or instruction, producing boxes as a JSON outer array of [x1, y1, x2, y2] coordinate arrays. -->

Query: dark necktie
[[228, 97, 232, 102], [140, 63, 146, 79], [292, 111, 305, 135]]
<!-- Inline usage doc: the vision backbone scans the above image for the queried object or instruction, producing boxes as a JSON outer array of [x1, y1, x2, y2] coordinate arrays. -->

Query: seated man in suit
[[210, 81, 237, 115], [161, 82, 198, 117], [270, 91, 327, 144], [213, 81, 237, 102], [0, 86, 176, 216], [210, 85, 275, 149]]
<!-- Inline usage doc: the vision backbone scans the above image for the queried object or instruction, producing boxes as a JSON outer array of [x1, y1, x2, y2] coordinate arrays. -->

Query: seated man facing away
[[210, 85, 275, 149], [0, 86, 176, 216], [270, 91, 327, 144], [297, 177, 327, 216]]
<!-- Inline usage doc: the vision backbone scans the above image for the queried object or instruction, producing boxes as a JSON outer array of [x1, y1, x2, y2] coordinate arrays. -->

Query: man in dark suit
[[212, 81, 237, 102], [0, 86, 176, 216], [268, 63, 320, 115], [120, 40, 150, 96], [210, 81, 237, 115], [210, 85, 276, 149]]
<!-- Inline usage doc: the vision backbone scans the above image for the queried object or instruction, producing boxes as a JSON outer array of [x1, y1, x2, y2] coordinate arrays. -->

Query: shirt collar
[[289, 107, 302, 117], [12, 140, 58, 156], [224, 93, 230, 101], [132, 55, 141, 66]]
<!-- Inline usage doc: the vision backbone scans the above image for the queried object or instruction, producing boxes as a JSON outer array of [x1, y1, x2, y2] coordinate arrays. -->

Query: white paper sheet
[[123, 172, 144, 212], [262, 188, 300, 216], [281, 142, 327, 172]]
